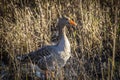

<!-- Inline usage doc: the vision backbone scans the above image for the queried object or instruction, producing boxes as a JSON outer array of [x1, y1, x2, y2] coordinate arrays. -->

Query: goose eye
[[65, 18, 68, 21]]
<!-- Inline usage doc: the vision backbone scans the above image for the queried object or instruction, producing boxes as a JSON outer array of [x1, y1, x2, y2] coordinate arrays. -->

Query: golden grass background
[[0, 0, 120, 80]]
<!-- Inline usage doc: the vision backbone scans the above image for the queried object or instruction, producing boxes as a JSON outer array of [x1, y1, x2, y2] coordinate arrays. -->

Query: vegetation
[[0, 0, 120, 80]]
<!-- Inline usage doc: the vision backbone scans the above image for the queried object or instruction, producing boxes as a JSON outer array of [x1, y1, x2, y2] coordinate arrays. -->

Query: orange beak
[[69, 20, 77, 26]]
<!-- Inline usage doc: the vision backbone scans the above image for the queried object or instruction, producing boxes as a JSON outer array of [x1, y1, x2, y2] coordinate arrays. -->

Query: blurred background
[[0, 0, 120, 80]]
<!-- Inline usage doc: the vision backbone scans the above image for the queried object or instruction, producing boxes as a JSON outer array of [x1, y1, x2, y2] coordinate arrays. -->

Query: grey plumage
[[17, 16, 77, 74]]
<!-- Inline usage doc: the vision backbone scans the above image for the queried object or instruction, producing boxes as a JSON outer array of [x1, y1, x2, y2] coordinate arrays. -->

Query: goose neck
[[59, 26, 66, 38]]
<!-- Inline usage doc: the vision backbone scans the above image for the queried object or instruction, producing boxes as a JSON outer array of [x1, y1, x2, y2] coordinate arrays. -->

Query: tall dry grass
[[0, 0, 120, 80]]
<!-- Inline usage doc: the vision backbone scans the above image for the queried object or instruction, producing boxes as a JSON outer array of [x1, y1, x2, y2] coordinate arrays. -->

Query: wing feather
[[17, 45, 55, 63]]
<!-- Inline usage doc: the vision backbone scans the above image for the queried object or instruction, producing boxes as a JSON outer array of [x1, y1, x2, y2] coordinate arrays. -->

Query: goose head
[[57, 16, 77, 28]]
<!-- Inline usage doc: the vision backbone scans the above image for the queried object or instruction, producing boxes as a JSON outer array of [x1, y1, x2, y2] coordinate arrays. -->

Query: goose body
[[17, 16, 77, 77]]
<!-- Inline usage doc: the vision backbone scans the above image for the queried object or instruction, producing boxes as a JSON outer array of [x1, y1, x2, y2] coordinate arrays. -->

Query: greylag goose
[[17, 16, 77, 78]]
